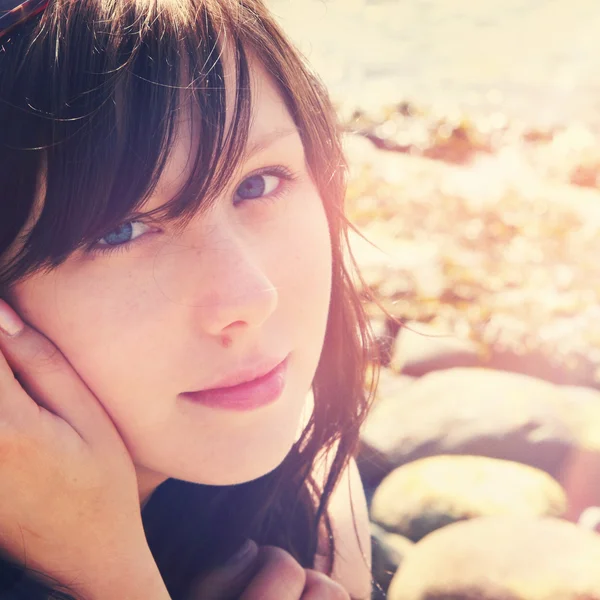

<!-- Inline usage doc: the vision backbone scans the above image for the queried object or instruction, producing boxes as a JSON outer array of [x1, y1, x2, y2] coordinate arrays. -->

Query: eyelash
[[86, 165, 298, 257]]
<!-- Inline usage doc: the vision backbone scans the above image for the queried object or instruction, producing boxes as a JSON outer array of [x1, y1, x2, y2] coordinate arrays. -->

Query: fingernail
[[223, 539, 257, 568], [0, 301, 24, 337]]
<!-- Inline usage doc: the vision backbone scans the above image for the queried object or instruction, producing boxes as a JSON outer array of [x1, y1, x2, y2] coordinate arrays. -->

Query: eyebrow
[[243, 127, 299, 160]]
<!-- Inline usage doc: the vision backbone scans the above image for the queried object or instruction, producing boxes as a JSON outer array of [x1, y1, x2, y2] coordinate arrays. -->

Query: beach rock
[[558, 445, 600, 522], [356, 369, 416, 489], [370, 455, 566, 541], [370, 367, 416, 407], [370, 523, 413, 600], [480, 346, 600, 388], [360, 368, 574, 486], [556, 384, 600, 444], [382, 532, 414, 567], [387, 516, 600, 600], [549, 385, 600, 519], [579, 506, 600, 533], [390, 321, 482, 376]]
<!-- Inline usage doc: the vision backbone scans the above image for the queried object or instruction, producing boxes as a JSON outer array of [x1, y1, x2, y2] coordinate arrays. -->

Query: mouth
[[181, 355, 289, 411]]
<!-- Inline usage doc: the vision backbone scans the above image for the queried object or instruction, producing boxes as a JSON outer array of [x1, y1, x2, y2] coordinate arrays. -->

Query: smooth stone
[[360, 368, 574, 486], [390, 321, 482, 376], [371, 455, 566, 541], [388, 516, 600, 600], [370, 523, 413, 600]]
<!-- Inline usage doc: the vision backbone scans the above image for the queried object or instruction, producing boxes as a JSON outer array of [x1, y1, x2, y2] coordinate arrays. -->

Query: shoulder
[[311, 448, 372, 600]]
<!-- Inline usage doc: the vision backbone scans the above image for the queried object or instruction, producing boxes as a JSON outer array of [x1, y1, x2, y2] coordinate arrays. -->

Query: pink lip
[[181, 355, 289, 411]]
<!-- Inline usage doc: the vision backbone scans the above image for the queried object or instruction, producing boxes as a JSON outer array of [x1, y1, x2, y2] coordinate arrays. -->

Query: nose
[[154, 221, 279, 338], [198, 249, 278, 337]]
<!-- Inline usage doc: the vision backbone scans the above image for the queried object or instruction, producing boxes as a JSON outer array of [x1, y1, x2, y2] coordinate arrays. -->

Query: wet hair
[[0, 0, 378, 598]]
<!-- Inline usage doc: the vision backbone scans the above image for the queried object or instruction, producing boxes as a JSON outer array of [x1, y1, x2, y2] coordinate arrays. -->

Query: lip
[[181, 355, 289, 411]]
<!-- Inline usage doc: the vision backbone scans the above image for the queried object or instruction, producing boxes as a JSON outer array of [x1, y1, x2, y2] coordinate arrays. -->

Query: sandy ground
[[268, 0, 600, 130]]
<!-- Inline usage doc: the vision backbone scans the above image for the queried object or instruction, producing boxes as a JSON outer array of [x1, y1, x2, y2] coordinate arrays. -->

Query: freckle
[[220, 334, 232, 348]]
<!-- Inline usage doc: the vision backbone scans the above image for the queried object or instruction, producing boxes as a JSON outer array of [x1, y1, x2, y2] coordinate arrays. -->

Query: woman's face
[[6, 60, 332, 502]]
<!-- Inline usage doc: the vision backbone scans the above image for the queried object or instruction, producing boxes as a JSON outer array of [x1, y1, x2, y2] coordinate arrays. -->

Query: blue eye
[[235, 173, 281, 203], [101, 222, 134, 246], [92, 221, 153, 253]]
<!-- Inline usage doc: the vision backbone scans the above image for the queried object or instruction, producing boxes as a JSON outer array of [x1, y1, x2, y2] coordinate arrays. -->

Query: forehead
[[150, 53, 299, 207]]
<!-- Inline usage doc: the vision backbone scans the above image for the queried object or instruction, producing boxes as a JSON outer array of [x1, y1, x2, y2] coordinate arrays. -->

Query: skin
[[6, 58, 333, 508]]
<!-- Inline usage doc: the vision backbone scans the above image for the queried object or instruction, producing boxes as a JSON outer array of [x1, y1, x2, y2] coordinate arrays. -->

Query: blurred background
[[268, 2, 600, 599]]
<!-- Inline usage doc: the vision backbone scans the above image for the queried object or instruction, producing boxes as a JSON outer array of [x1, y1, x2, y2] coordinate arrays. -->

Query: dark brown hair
[[0, 0, 378, 598]]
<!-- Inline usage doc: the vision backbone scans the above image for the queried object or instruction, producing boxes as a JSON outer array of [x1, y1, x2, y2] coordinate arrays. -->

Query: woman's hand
[[187, 541, 350, 600], [0, 300, 162, 599]]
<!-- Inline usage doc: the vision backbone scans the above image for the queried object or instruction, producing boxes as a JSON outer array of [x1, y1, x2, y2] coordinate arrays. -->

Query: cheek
[[9, 274, 94, 349], [9, 271, 156, 406], [13, 273, 134, 354], [9, 272, 176, 461], [280, 194, 332, 397], [275, 191, 332, 324]]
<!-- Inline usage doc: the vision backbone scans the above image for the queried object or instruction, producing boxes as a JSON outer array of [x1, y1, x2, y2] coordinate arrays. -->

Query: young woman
[[0, 0, 377, 598]]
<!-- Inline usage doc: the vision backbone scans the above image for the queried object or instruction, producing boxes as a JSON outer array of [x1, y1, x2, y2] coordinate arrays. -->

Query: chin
[[201, 390, 312, 486], [142, 387, 314, 488], [157, 430, 297, 487], [209, 438, 297, 486]]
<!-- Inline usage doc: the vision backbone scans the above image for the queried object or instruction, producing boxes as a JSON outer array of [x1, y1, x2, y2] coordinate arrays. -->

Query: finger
[[0, 345, 39, 421], [302, 569, 350, 600], [239, 546, 306, 600], [186, 539, 260, 600], [0, 299, 113, 446]]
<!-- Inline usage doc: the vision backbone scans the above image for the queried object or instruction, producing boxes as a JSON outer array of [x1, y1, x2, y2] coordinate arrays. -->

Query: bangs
[[0, 0, 252, 281]]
